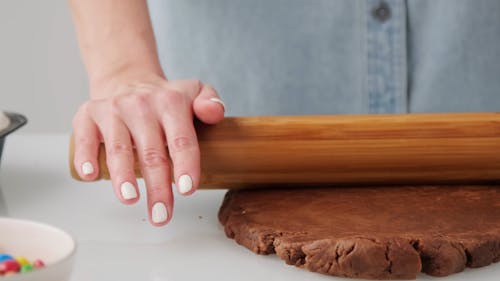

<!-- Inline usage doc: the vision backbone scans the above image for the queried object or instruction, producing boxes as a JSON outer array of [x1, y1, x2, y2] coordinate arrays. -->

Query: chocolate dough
[[219, 186, 500, 279]]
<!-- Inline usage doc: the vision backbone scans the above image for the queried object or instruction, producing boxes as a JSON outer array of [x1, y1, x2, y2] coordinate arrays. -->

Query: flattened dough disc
[[219, 186, 500, 279]]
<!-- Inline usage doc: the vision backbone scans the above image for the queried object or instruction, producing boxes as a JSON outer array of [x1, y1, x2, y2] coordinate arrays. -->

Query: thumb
[[164, 79, 202, 100], [193, 84, 225, 124]]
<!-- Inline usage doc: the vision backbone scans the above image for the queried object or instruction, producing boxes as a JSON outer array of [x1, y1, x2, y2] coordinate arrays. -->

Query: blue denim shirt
[[149, 0, 500, 115]]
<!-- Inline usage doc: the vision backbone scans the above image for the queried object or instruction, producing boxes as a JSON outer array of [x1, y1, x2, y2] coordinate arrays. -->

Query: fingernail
[[120, 182, 138, 200], [178, 174, 193, 194], [82, 162, 94, 175], [209, 98, 226, 112], [152, 202, 168, 223]]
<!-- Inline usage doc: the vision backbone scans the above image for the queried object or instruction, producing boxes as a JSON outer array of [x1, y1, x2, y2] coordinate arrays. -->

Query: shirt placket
[[366, 0, 408, 113]]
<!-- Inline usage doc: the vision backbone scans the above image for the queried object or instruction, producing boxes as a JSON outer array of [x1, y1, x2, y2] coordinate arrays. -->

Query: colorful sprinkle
[[0, 255, 13, 263], [0, 253, 45, 276], [15, 256, 30, 266], [20, 264, 33, 273], [0, 260, 20, 274], [33, 259, 45, 268]]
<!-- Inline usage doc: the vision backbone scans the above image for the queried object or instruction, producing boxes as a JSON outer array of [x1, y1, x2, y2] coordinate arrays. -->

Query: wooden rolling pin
[[70, 112, 500, 189]]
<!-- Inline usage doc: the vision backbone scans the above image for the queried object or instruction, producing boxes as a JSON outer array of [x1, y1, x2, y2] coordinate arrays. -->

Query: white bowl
[[0, 218, 76, 281]]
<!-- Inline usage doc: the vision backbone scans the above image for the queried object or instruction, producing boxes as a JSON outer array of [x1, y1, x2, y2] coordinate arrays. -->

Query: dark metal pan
[[0, 112, 28, 166]]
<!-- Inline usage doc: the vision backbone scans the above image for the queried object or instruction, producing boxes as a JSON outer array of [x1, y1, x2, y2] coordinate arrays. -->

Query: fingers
[[157, 91, 200, 196], [72, 103, 100, 180], [193, 84, 225, 124], [156, 81, 224, 196], [90, 101, 140, 205], [119, 94, 172, 226], [168, 79, 225, 124], [73, 79, 223, 227]]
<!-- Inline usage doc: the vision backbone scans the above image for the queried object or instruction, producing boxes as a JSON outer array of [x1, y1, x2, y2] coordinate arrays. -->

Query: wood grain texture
[[69, 112, 500, 189]]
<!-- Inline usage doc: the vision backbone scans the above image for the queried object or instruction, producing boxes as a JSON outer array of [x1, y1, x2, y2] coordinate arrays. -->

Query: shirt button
[[372, 1, 391, 22]]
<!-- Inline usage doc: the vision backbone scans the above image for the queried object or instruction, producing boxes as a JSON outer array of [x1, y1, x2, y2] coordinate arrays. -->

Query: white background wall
[[0, 0, 88, 133]]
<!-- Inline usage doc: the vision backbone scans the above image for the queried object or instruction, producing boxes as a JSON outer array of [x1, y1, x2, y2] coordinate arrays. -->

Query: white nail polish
[[120, 182, 138, 200], [152, 202, 168, 223], [82, 162, 94, 175], [178, 174, 193, 194], [209, 98, 226, 112]]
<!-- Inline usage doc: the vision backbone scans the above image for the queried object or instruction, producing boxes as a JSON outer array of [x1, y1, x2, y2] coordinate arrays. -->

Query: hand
[[71, 73, 225, 226]]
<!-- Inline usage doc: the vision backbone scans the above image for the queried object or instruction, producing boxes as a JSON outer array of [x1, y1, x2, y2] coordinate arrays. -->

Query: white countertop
[[0, 134, 499, 281]]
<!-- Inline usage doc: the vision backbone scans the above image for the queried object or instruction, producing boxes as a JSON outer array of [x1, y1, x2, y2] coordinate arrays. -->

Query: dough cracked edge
[[218, 191, 500, 280]]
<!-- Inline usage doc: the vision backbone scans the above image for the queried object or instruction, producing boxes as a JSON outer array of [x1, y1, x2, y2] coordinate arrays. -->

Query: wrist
[[89, 64, 166, 100]]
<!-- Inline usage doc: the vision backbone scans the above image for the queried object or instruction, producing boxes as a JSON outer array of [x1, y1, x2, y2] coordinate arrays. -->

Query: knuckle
[[109, 96, 123, 114], [147, 185, 167, 197], [169, 136, 196, 153], [107, 141, 132, 157], [191, 79, 203, 91], [206, 84, 218, 95], [117, 93, 152, 116], [141, 148, 168, 168], [158, 89, 187, 108], [86, 99, 100, 109], [110, 168, 135, 178], [75, 136, 97, 147], [72, 102, 91, 127], [130, 92, 150, 105], [77, 101, 90, 115], [85, 100, 103, 116]]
